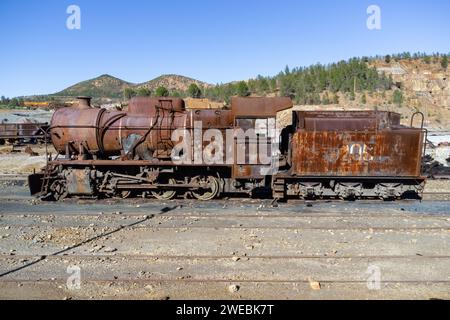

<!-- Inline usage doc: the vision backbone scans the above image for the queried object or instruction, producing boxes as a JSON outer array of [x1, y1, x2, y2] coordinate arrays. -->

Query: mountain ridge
[[53, 74, 212, 100]]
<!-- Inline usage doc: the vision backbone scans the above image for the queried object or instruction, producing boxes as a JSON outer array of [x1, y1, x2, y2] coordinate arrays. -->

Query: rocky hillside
[[53, 74, 211, 101], [276, 57, 450, 131], [55, 74, 132, 99], [372, 59, 450, 108], [136, 74, 211, 92], [370, 58, 450, 130]]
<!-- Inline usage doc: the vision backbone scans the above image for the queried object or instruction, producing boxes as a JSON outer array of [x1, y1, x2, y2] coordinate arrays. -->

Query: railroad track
[[1, 253, 449, 300], [0, 210, 448, 219], [0, 174, 28, 182], [2, 254, 450, 260], [0, 198, 449, 299]]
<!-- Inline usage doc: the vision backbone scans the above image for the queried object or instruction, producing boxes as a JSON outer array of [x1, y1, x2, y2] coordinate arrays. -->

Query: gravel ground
[[0, 183, 449, 300]]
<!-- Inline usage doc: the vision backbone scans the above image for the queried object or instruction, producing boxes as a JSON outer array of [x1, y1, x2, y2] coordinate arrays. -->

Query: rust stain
[[291, 111, 424, 177]]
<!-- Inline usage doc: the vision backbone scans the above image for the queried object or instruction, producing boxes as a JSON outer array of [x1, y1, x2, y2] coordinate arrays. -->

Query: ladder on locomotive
[[39, 164, 53, 196], [38, 122, 56, 197], [155, 99, 176, 158]]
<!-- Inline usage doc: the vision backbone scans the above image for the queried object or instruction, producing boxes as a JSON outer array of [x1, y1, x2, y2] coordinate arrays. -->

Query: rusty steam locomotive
[[28, 96, 427, 201]]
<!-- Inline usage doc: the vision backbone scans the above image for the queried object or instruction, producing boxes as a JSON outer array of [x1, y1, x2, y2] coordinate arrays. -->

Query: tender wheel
[[50, 180, 68, 201], [152, 178, 177, 200], [115, 190, 132, 199], [191, 176, 219, 201]]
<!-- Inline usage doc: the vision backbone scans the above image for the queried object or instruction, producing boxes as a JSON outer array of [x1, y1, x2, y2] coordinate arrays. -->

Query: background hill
[[47, 74, 211, 104], [55, 74, 133, 99]]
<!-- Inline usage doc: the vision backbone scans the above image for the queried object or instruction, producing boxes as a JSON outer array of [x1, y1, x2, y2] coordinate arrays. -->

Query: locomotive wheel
[[50, 180, 68, 201], [152, 178, 177, 200], [191, 176, 219, 201], [115, 190, 132, 199]]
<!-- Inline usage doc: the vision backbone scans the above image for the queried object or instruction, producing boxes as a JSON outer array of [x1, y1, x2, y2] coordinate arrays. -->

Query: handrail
[[410, 111, 424, 129]]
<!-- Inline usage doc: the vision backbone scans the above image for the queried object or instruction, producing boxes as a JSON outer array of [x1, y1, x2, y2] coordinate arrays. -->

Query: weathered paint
[[291, 130, 424, 177], [231, 97, 293, 117], [128, 97, 185, 114], [294, 110, 401, 131], [0, 122, 49, 140]]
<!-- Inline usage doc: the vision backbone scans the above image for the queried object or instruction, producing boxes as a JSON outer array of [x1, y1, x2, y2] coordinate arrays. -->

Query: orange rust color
[[291, 130, 424, 177]]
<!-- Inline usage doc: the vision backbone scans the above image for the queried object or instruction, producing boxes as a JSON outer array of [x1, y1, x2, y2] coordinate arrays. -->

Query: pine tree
[[136, 87, 151, 97], [441, 55, 449, 69], [236, 81, 250, 97], [155, 86, 169, 97], [123, 87, 136, 99], [187, 83, 202, 98]]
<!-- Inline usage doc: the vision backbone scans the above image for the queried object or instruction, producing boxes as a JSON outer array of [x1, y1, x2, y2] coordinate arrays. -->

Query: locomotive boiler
[[29, 96, 427, 201]]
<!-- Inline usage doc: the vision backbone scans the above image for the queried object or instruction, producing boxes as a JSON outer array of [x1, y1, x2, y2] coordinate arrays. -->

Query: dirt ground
[[0, 182, 449, 300], [0, 145, 51, 174]]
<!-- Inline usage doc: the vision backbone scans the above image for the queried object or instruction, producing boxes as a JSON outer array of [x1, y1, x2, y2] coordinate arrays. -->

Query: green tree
[[136, 87, 151, 97], [9, 98, 20, 107], [187, 83, 202, 98], [123, 87, 136, 99], [196, 56, 397, 104], [441, 55, 449, 69], [155, 86, 169, 97], [269, 78, 277, 92], [171, 90, 182, 98], [393, 90, 403, 106], [258, 77, 270, 93], [385, 55, 391, 63], [236, 81, 250, 97], [423, 56, 431, 64]]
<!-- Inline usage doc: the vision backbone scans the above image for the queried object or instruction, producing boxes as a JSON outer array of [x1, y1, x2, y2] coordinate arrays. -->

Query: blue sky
[[1, 0, 449, 97]]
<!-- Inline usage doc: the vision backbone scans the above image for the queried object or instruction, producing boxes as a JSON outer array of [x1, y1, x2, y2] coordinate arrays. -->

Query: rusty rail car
[[28, 96, 426, 201], [273, 111, 426, 199], [0, 122, 49, 145]]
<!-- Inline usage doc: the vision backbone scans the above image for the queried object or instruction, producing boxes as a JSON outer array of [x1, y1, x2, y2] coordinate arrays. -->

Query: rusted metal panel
[[103, 109, 188, 158], [128, 97, 185, 114], [232, 164, 268, 179], [51, 100, 188, 158], [291, 129, 424, 177], [231, 97, 293, 117], [186, 109, 233, 129], [294, 111, 401, 131], [66, 169, 93, 195], [0, 122, 49, 140], [51, 107, 105, 154]]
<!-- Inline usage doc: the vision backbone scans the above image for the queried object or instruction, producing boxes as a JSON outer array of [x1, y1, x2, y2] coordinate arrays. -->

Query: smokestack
[[76, 96, 92, 109]]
